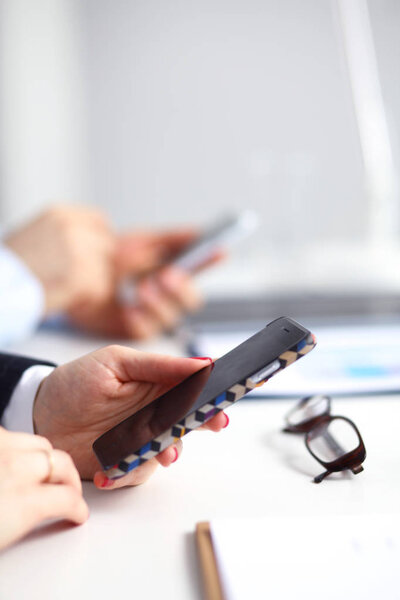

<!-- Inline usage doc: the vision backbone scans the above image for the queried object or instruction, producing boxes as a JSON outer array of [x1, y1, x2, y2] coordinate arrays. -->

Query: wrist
[[32, 372, 55, 437], [33, 376, 47, 434]]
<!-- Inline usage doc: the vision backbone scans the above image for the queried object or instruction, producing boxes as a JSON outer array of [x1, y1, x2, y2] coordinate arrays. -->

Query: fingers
[[0, 484, 88, 551], [0, 429, 88, 551], [136, 278, 181, 330], [94, 439, 184, 491], [93, 411, 230, 493], [0, 447, 82, 493], [192, 248, 227, 272], [116, 232, 169, 276], [200, 411, 230, 432], [93, 458, 159, 490], [156, 267, 204, 313], [94, 408, 229, 491], [31, 449, 82, 492], [115, 229, 198, 276], [123, 229, 197, 257], [121, 267, 203, 338], [0, 429, 82, 493], [151, 229, 198, 250], [28, 484, 89, 526], [44, 450, 82, 491], [141, 267, 203, 314], [156, 439, 183, 467], [120, 306, 160, 340], [0, 429, 52, 452]]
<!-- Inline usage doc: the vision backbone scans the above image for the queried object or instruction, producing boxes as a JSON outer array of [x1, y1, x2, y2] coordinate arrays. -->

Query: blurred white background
[[1, 0, 399, 295]]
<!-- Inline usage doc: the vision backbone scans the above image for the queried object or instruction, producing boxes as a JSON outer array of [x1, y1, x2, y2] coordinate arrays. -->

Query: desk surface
[[1, 329, 399, 599]]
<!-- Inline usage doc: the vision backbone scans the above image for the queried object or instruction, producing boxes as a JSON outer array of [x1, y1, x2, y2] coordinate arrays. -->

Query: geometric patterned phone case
[[102, 332, 316, 480]]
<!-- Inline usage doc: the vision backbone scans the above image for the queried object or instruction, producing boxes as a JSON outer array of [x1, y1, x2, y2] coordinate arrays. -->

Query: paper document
[[191, 323, 400, 396], [209, 515, 400, 600]]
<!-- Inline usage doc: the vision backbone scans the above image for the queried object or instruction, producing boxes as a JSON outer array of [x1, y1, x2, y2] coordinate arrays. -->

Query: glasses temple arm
[[313, 470, 331, 484]]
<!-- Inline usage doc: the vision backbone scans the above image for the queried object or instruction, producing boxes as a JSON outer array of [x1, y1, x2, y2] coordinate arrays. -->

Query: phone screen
[[93, 318, 310, 470]]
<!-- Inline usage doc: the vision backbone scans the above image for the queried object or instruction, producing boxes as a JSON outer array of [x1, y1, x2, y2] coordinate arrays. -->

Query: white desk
[[0, 329, 399, 599]]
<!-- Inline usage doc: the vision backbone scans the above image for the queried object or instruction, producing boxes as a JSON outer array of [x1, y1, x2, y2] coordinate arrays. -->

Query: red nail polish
[[191, 356, 213, 361], [100, 477, 114, 488], [223, 413, 230, 428], [172, 447, 179, 463]]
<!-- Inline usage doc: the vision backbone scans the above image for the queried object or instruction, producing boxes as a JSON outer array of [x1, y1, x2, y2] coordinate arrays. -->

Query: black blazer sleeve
[[0, 353, 56, 422]]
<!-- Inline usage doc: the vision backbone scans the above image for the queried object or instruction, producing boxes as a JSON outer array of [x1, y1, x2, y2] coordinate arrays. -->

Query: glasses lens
[[286, 395, 330, 427], [306, 417, 360, 463]]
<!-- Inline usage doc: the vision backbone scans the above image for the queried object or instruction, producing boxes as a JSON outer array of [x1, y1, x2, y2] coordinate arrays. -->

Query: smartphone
[[171, 210, 258, 272], [117, 211, 258, 305], [93, 317, 316, 479]]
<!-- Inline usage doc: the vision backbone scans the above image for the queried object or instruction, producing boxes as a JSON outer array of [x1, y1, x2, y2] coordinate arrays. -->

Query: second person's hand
[[5, 205, 116, 314], [0, 427, 88, 552], [67, 229, 205, 339]]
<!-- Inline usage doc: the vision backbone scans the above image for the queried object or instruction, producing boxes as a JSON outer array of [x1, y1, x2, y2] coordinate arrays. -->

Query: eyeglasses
[[283, 395, 366, 483]]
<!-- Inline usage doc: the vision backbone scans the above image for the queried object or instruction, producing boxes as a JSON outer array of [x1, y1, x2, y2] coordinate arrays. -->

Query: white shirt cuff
[[0, 244, 45, 346], [2, 365, 55, 434]]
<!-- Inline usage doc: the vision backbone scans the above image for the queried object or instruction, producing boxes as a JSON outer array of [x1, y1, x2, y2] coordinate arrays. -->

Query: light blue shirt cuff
[[0, 244, 45, 346]]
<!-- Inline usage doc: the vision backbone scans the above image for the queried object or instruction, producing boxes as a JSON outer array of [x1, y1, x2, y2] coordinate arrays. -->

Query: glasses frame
[[283, 395, 366, 483]]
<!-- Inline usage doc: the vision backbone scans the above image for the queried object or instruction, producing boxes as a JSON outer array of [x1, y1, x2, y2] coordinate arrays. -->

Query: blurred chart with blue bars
[[191, 323, 400, 397]]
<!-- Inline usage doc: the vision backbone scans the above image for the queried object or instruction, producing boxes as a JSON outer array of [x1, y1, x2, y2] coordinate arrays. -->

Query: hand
[[5, 205, 115, 314], [0, 427, 88, 552], [33, 347, 228, 490], [67, 230, 206, 339]]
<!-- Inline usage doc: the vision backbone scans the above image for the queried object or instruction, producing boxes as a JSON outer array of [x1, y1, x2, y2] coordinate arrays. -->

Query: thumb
[[94, 345, 213, 387]]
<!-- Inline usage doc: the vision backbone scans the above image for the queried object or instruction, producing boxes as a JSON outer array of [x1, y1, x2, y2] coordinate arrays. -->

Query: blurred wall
[[0, 0, 399, 290], [81, 0, 366, 249], [0, 0, 89, 227]]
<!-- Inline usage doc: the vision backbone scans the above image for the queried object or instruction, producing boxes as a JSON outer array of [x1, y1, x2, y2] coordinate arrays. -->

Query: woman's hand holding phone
[[93, 318, 316, 481], [33, 347, 228, 490]]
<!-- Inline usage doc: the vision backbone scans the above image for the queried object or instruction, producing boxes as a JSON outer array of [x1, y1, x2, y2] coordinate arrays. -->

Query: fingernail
[[172, 447, 179, 463], [223, 413, 230, 428], [191, 356, 213, 362], [100, 476, 114, 488]]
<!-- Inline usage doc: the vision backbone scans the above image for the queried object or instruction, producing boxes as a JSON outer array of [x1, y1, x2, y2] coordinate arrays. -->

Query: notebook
[[196, 515, 400, 600]]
